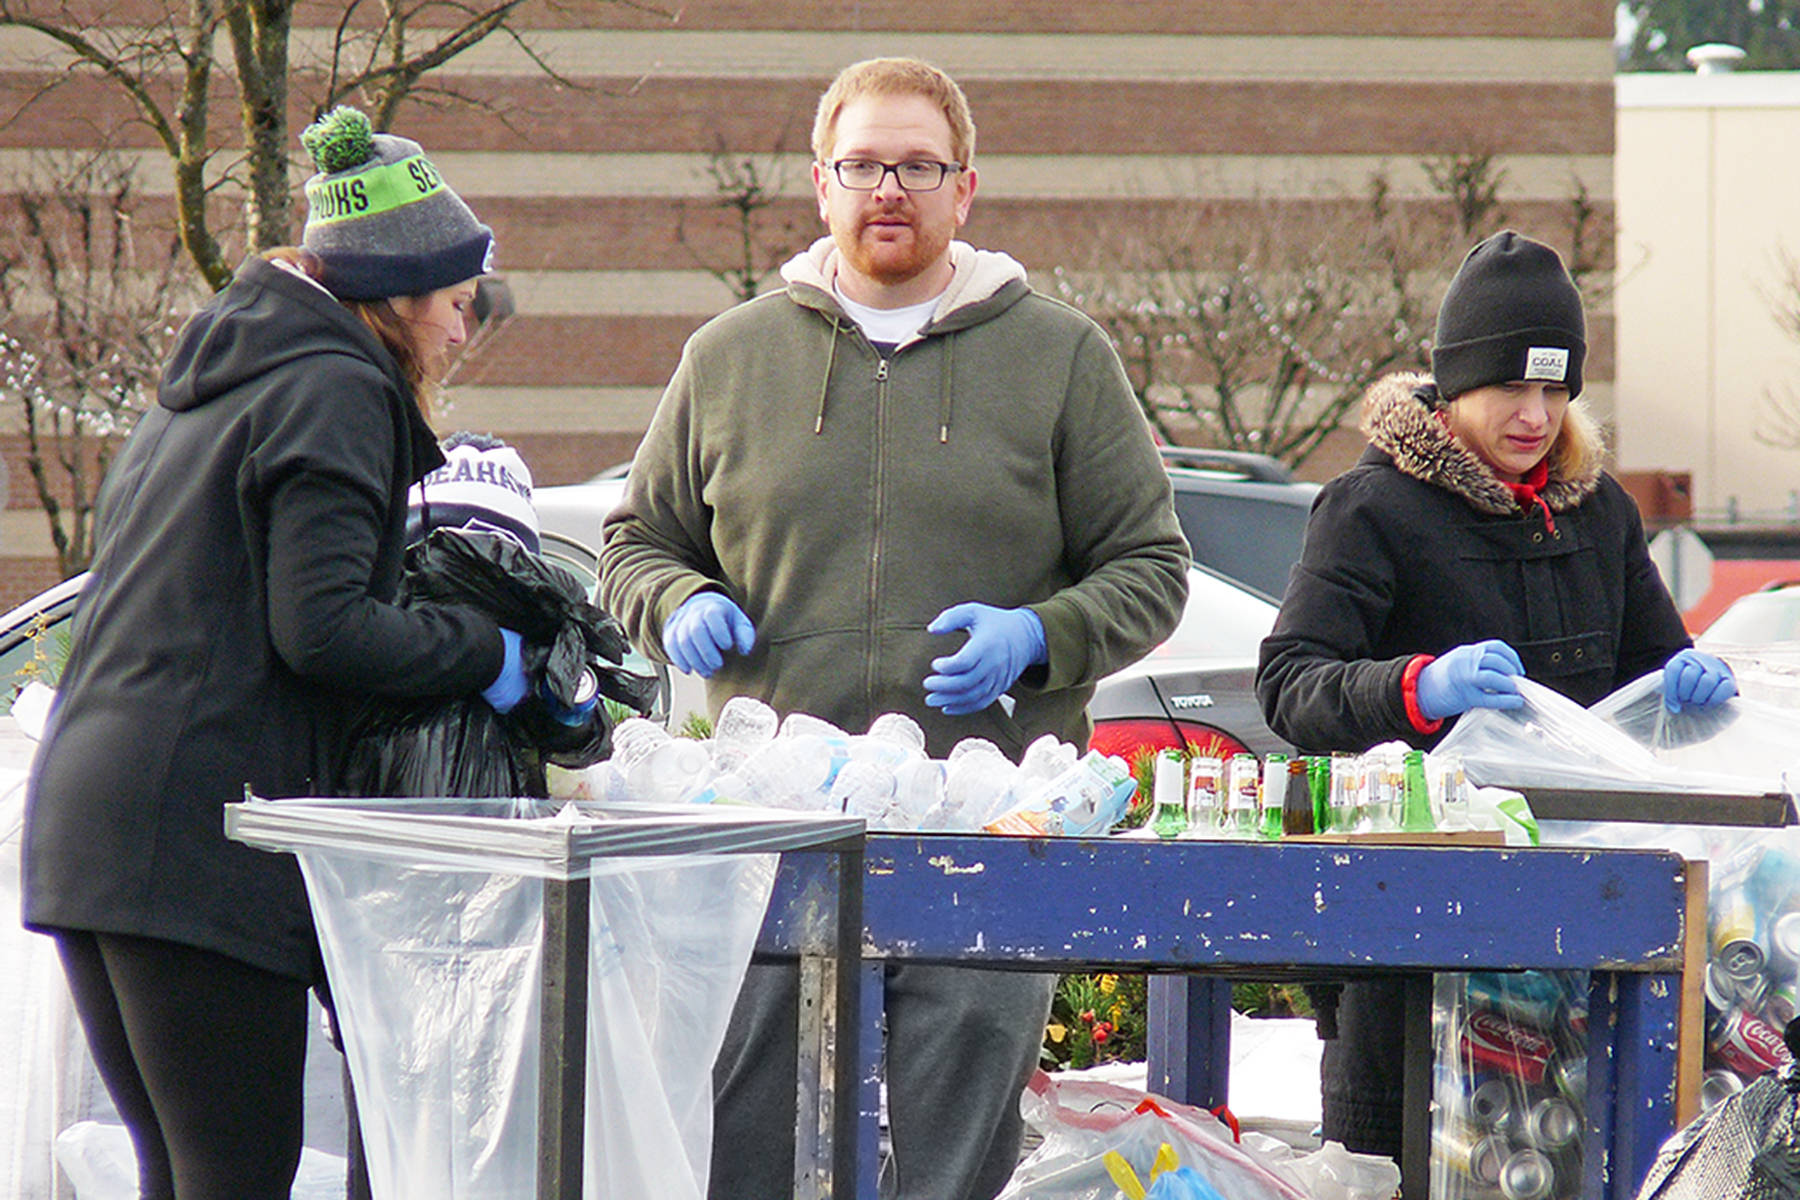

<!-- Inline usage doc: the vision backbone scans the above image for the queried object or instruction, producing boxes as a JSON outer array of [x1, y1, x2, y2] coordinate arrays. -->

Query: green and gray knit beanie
[[299, 106, 494, 301]]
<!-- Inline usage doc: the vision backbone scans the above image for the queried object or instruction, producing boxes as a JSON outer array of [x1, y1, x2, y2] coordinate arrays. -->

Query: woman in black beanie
[[21, 108, 528, 1199], [1255, 230, 1736, 1159]]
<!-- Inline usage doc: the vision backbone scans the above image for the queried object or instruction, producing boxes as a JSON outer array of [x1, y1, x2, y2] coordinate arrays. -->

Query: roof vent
[[1686, 43, 1747, 74]]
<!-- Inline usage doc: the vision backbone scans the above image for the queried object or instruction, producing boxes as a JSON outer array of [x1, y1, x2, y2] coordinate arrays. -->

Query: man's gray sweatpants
[[708, 961, 1056, 1200]]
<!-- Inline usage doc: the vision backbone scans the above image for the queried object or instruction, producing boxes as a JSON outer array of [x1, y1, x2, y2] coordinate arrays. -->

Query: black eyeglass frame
[[822, 158, 966, 193]]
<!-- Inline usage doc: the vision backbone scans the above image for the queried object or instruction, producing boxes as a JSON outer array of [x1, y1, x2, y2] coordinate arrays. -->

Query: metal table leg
[[540, 876, 589, 1200]]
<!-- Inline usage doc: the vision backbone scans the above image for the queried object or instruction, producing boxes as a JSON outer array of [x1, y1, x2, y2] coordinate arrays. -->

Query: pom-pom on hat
[[299, 106, 494, 301], [406, 432, 539, 554], [1431, 230, 1586, 402]]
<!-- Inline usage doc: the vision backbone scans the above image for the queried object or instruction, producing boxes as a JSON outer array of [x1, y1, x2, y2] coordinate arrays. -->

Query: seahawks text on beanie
[[406, 432, 540, 554], [299, 106, 494, 301], [1430, 229, 1586, 402]]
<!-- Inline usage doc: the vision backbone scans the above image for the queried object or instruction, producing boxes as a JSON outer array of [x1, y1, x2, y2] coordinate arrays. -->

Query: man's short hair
[[812, 57, 976, 167]]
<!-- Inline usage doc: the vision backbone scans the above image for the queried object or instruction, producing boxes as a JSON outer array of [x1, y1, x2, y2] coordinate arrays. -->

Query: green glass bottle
[[1400, 748, 1435, 832], [1258, 753, 1287, 840], [1307, 756, 1331, 833]]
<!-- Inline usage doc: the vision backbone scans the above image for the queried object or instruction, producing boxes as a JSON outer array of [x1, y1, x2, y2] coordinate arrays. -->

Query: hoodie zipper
[[867, 354, 890, 706]]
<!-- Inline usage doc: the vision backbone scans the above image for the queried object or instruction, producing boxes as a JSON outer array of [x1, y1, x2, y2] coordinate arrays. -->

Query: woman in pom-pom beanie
[[1256, 230, 1735, 1161], [22, 107, 524, 1199]]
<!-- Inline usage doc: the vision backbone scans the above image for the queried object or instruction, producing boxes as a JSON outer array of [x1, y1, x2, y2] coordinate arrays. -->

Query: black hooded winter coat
[[23, 256, 500, 981]]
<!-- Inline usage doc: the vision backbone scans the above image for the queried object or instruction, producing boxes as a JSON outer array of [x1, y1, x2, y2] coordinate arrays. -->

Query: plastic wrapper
[[341, 530, 657, 800], [996, 1070, 1399, 1200], [226, 795, 860, 1200], [1431, 971, 1588, 1200], [1435, 675, 1800, 795]]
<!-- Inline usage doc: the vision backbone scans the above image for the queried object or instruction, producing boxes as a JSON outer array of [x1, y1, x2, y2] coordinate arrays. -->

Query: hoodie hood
[[780, 237, 1030, 337], [1360, 371, 1601, 516], [159, 255, 407, 413]]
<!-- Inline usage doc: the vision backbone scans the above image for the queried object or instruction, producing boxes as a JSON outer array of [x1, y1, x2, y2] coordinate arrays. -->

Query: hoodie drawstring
[[937, 332, 955, 443], [813, 321, 840, 435]]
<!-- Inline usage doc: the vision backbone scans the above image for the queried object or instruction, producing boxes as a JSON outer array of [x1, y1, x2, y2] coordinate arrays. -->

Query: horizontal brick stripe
[[0, 553, 63, 610], [0, 71, 1613, 157], [12, 3, 1617, 40]]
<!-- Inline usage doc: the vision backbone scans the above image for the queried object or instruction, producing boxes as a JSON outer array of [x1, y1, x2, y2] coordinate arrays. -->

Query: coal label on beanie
[[1524, 347, 1569, 383]]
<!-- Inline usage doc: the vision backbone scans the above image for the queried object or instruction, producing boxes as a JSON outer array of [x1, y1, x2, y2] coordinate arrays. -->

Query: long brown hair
[[261, 247, 434, 412]]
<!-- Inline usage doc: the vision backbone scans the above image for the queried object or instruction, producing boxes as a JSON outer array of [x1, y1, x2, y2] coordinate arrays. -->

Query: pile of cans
[[1432, 971, 1587, 1200], [1702, 841, 1800, 1107]]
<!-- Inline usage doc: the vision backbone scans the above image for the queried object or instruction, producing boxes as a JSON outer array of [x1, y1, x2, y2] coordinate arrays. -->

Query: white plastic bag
[[998, 1070, 1398, 1200]]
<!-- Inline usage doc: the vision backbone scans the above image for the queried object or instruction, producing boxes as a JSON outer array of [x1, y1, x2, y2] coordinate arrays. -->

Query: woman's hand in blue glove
[[1662, 648, 1737, 713], [481, 628, 529, 713], [1416, 639, 1525, 721], [924, 603, 1047, 716], [662, 591, 756, 677]]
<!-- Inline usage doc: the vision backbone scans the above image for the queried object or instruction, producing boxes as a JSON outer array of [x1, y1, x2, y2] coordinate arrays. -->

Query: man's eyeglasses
[[824, 159, 964, 192]]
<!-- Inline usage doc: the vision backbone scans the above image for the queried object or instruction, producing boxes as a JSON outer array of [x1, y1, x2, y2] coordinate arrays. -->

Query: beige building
[[1615, 66, 1800, 520], [0, 1, 1617, 606]]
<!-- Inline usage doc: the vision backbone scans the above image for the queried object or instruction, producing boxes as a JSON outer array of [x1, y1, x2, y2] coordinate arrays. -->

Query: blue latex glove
[[481, 627, 529, 714], [1662, 648, 1737, 713], [1416, 639, 1525, 721], [924, 603, 1048, 716], [662, 591, 755, 677]]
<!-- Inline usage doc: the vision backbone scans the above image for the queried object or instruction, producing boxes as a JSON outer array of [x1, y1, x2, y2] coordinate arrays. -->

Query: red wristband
[[1402, 654, 1445, 735]]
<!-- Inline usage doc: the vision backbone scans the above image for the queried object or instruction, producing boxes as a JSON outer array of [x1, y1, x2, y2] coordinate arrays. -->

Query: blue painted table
[[759, 833, 1699, 1200]]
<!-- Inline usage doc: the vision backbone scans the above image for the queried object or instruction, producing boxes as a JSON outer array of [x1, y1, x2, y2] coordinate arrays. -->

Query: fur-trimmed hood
[[1359, 371, 1602, 516]]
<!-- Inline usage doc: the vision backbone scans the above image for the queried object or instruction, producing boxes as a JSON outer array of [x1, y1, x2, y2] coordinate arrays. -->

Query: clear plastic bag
[[1435, 675, 1800, 795], [997, 1070, 1399, 1200], [231, 796, 807, 1200], [1431, 971, 1587, 1200]]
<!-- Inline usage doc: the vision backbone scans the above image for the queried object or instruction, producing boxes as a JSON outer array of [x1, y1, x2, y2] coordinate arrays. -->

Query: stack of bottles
[[1431, 971, 1588, 1200], [1143, 745, 1473, 840], [566, 697, 1138, 836], [1700, 839, 1800, 1106]]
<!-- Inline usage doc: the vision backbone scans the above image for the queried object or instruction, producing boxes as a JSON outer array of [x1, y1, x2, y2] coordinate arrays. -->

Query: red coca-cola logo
[[1721, 1010, 1795, 1073], [1467, 1009, 1555, 1056]]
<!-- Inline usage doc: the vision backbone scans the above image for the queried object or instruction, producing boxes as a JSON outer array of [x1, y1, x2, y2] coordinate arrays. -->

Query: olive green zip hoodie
[[599, 238, 1189, 759]]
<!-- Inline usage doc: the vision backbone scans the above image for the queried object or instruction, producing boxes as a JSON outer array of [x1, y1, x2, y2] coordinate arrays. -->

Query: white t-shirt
[[833, 287, 940, 349]]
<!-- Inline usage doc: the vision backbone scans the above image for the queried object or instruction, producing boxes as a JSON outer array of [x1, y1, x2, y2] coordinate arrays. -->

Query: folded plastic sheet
[[1435, 674, 1800, 795], [227, 796, 861, 1200]]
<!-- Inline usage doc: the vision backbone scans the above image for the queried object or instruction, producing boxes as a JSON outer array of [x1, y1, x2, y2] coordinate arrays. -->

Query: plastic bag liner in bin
[[225, 795, 862, 1200]]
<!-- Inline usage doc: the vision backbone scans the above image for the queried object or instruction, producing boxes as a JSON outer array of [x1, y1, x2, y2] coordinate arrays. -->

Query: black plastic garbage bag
[[1635, 1023, 1800, 1200], [339, 529, 658, 799]]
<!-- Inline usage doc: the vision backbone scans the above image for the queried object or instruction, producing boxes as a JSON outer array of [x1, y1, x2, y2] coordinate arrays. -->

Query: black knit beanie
[[299, 107, 494, 301], [1431, 230, 1586, 402]]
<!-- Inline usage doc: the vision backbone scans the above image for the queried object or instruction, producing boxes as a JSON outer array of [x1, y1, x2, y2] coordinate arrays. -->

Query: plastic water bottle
[[866, 711, 927, 753], [892, 757, 947, 828], [627, 737, 711, 805], [712, 695, 778, 769], [1035, 750, 1134, 836]]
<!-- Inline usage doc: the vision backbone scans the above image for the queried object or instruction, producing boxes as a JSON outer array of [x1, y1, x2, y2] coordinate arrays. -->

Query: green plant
[[1232, 981, 1315, 1018], [1043, 972, 1148, 1070], [5, 611, 69, 712], [676, 711, 714, 739]]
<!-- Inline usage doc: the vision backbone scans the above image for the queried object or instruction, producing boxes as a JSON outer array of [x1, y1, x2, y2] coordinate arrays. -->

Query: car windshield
[[1135, 566, 1278, 664]]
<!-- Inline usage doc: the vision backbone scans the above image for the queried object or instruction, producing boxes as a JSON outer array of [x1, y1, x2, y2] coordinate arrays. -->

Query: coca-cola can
[[1708, 1006, 1794, 1079], [1462, 1009, 1556, 1085], [1498, 1147, 1556, 1200]]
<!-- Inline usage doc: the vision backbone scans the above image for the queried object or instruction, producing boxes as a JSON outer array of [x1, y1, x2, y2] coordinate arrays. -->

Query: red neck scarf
[[1505, 459, 1555, 533]]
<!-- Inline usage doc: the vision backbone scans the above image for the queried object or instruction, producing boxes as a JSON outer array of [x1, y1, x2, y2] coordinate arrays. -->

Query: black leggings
[[54, 929, 310, 1200]]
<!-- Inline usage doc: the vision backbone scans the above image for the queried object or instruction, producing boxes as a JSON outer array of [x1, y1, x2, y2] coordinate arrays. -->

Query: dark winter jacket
[[599, 239, 1190, 759], [23, 256, 501, 981], [1257, 371, 1692, 754]]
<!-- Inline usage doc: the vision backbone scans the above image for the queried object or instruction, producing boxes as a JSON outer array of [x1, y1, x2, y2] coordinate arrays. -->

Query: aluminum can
[[1467, 972, 1564, 1032], [1765, 978, 1799, 1028], [1551, 1053, 1587, 1105], [1701, 1067, 1746, 1110], [1448, 1073, 1520, 1130], [1522, 1095, 1579, 1150], [1497, 1147, 1555, 1200], [1462, 1008, 1556, 1085], [1770, 911, 1800, 974], [1712, 892, 1768, 982], [1434, 1121, 1506, 1187], [1708, 1006, 1794, 1079]]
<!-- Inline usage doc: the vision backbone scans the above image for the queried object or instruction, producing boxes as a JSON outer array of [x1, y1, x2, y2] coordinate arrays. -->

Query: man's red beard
[[834, 202, 951, 287]]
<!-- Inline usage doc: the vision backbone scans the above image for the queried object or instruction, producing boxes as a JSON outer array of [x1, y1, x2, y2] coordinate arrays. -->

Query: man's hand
[[924, 603, 1047, 716], [662, 592, 756, 677]]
